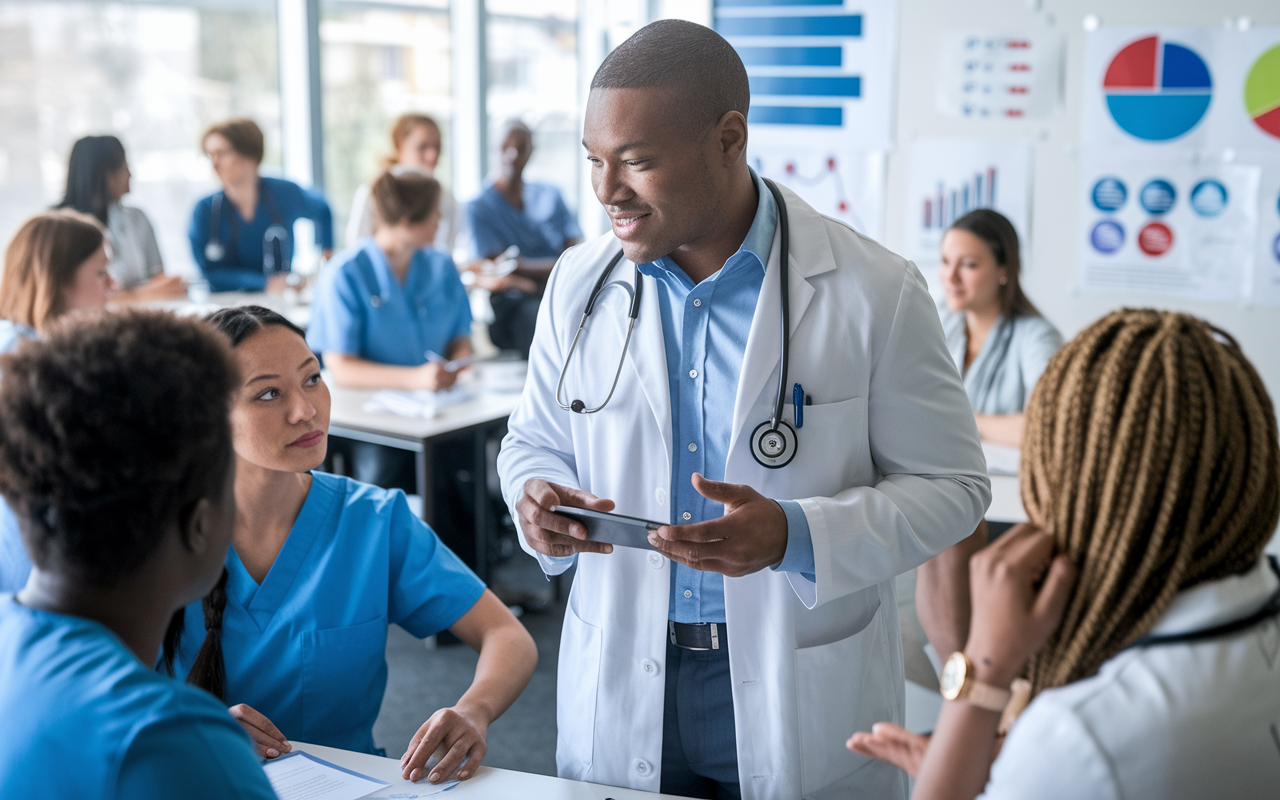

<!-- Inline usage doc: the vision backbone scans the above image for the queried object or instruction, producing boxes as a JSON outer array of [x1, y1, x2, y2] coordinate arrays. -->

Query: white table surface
[[292, 741, 690, 800], [985, 473, 1027, 524], [145, 290, 312, 328], [326, 381, 522, 443]]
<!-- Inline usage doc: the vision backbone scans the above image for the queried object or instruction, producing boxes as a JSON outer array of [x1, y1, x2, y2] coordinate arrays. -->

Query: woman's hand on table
[[400, 706, 489, 783], [413, 362, 459, 392], [229, 703, 291, 759], [847, 722, 929, 777]]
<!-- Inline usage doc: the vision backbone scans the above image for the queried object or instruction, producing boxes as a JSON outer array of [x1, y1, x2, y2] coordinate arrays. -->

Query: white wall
[[884, 0, 1280, 402]]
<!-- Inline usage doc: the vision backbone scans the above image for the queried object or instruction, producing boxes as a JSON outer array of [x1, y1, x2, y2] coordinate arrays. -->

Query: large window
[[320, 0, 452, 248], [485, 0, 579, 213], [0, 1, 280, 277]]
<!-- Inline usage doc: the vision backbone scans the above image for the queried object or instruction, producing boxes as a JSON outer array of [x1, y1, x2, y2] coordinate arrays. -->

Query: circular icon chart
[[1103, 36, 1212, 141], [1274, 232, 1280, 264], [1244, 44, 1280, 140], [1138, 222, 1174, 256], [1189, 179, 1228, 217], [1091, 220, 1125, 254], [1140, 179, 1177, 215], [1091, 177, 1128, 211]]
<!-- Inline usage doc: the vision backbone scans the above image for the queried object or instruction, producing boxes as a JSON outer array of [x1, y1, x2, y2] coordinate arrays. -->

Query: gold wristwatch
[[940, 651, 1013, 712]]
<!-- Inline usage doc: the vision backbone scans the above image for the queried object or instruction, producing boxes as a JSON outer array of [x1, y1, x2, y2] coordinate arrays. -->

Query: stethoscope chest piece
[[205, 241, 225, 262], [750, 420, 797, 469]]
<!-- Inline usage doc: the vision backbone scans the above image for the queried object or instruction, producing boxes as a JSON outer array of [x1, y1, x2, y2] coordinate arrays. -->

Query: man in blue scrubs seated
[[463, 119, 582, 356], [0, 310, 275, 799], [167, 306, 537, 786], [189, 117, 334, 293], [308, 169, 473, 490]]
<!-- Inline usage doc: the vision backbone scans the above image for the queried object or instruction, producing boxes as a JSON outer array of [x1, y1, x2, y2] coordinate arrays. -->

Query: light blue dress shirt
[[0, 596, 275, 799], [307, 238, 472, 366], [463, 181, 582, 260], [0, 320, 36, 594], [638, 172, 813, 624], [939, 306, 1064, 415], [170, 472, 486, 755]]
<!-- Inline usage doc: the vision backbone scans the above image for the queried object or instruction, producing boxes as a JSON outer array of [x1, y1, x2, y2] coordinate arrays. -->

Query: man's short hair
[[590, 19, 749, 134]]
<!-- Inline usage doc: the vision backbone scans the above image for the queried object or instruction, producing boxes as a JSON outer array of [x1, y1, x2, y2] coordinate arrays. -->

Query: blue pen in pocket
[[793, 383, 804, 428]]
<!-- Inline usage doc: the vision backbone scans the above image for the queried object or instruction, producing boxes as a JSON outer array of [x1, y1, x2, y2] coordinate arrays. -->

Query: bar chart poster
[[1077, 153, 1259, 302], [905, 138, 1032, 272], [714, 0, 898, 150]]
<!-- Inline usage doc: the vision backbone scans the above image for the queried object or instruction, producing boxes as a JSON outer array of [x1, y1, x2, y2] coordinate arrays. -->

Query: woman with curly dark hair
[[164, 305, 536, 787], [0, 309, 275, 799], [0, 210, 115, 594]]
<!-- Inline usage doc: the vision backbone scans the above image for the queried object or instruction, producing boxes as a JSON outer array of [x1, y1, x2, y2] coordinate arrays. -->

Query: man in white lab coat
[[497, 19, 990, 800]]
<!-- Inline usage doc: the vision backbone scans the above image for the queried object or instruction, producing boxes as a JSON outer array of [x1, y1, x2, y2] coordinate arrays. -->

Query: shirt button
[[682, 511, 692, 521], [641, 659, 659, 675], [634, 759, 651, 776], [683, 590, 692, 598], [688, 369, 698, 379], [688, 442, 697, 452], [692, 298, 702, 307]]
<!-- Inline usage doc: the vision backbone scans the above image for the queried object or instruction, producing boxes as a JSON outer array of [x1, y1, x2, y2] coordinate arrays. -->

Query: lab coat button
[[655, 487, 666, 505], [634, 759, 651, 776], [641, 659, 659, 675], [648, 552, 664, 568]]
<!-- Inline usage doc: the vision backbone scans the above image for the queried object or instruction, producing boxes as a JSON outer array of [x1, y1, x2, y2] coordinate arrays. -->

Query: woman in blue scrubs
[[166, 305, 536, 787], [189, 118, 334, 293], [308, 169, 472, 391], [0, 310, 274, 799]]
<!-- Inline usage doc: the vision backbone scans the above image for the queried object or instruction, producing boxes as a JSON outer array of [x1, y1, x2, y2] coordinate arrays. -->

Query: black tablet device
[[550, 506, 666, 551]]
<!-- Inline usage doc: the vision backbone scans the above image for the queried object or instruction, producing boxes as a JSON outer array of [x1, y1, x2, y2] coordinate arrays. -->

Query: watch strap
[[965, 678, 1013, 712]]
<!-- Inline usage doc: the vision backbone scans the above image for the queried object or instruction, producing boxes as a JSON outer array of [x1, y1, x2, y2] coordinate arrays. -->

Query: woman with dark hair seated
[[58, 134, 187, 302], [0, 310, 274, 798], [166, 305, 536, 786], [850, 309, 1280, 799]]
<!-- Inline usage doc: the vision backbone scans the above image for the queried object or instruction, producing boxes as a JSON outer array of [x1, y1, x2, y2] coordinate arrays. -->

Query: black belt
[[668, 621, 727, 651]]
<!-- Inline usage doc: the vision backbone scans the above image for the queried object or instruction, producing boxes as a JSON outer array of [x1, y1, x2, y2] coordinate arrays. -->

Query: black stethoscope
[[555, 178, 799, 470], [203, 180, 290, 275]]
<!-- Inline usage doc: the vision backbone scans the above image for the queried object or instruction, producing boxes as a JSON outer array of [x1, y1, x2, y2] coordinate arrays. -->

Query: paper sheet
[[981, 442, 1021, 476], [367, 781, 460, 798], [263, 752, 388, 800], [362, 386, 474, 419]]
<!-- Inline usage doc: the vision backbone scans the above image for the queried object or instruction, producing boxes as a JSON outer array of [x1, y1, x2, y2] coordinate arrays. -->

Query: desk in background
[[293, 741, 688, 800], [145, 290, 312, 329]]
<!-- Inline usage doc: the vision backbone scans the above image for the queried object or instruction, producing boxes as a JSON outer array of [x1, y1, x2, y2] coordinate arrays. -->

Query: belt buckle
[[668, 621, 721, 651]]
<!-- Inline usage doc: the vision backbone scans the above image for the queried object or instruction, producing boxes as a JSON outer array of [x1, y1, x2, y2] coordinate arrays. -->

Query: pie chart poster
[[1083, 28, 1217, 151], [1208, 28, 1280, 153], [1078, 154, 1260, 302]]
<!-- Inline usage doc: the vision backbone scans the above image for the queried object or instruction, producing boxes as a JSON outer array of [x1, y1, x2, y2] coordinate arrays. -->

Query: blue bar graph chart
[[922, 167, 999, 229]]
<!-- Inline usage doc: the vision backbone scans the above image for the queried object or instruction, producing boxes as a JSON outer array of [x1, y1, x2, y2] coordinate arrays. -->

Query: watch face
[[940, 652, 967, 700]]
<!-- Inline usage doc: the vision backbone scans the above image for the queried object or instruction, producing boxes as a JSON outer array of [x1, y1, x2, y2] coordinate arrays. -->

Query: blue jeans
[[660, 640, 741, 799]]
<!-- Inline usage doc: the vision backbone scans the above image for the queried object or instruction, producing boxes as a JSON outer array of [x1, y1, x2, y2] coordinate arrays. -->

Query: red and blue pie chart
[[1104, 36, 1212, 141]]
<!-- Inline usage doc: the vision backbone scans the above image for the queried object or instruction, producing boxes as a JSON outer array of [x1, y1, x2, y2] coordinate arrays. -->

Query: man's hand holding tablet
[[517, 479, 618, 558]]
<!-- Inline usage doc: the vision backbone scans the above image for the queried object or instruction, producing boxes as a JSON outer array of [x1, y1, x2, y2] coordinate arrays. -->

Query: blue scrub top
[[189, 175, 335, 292], [170, 472, 486, 755], [463, 181, 581, 260], [0, 596, 275, 799], [307, 239, 472, 367], [0, 319, 36, 594]]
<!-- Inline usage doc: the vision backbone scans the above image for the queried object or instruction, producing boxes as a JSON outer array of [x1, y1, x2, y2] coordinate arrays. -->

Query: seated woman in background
[[188, 118, 333, 293], [166, 306, 536, 786], [346, 113, 460, 254], [851, 309, 1280, 799], [463, 119, 582, 357], [58, 134, 187, 302], [938, 209, 1062, 448], [0, 210, 115, 594], [0, 310, 275, 799]]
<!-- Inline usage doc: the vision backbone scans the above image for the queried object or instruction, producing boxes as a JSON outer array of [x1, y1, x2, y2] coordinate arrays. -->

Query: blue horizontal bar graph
[[716, 15, 862, 38], [749, 106, 844, 126], [749, 75, 861, 97], [719, 0, 844, 6], [737, 46, 842, 67]]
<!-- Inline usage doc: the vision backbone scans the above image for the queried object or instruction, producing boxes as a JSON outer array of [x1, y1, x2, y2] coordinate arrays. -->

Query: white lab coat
[[498, 185, 990, 799]]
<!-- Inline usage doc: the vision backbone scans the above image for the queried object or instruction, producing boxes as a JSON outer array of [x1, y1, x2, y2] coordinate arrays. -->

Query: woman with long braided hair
[[853, 309, 1280, 798]]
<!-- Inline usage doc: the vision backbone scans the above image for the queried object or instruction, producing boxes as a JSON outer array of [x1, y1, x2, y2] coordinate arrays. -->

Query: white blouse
[[105, 203, 164, 289], [980, 557, 1280, 799]]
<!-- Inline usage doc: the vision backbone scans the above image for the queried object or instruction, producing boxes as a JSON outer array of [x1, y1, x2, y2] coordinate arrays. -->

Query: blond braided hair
[[1020, 309, 1279, 693]]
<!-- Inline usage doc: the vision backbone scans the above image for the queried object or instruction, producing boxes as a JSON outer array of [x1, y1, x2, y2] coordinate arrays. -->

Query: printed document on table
[[262, 752, 389, 800]]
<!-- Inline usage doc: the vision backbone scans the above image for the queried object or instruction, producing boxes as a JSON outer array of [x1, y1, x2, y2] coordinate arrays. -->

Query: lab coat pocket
[[771, 397, 868, 500], [556, 598, 601, 780], [793, 601, 894, 797], [302, 615, 388, 743]]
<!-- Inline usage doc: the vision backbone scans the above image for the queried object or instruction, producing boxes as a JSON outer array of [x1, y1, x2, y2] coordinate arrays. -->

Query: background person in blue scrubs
[[189, 118, 334, 293], [0, 310, 275, 800], [167, 306, 537, 787], [0, 210, 114, 595], [463, 119, 582, 357]]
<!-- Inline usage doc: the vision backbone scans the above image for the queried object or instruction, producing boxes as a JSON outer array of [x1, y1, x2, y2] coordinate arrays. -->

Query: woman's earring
[[999, 278, 1008, 286]]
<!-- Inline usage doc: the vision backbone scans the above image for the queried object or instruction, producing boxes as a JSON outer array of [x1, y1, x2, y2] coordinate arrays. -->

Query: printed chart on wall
[[1248, 165, 1280, 306], [1078, 154, 1260, 301], [936, 32, 1062, 120], [716, 0, 898, 240], [905, 139, 1032, 273]]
